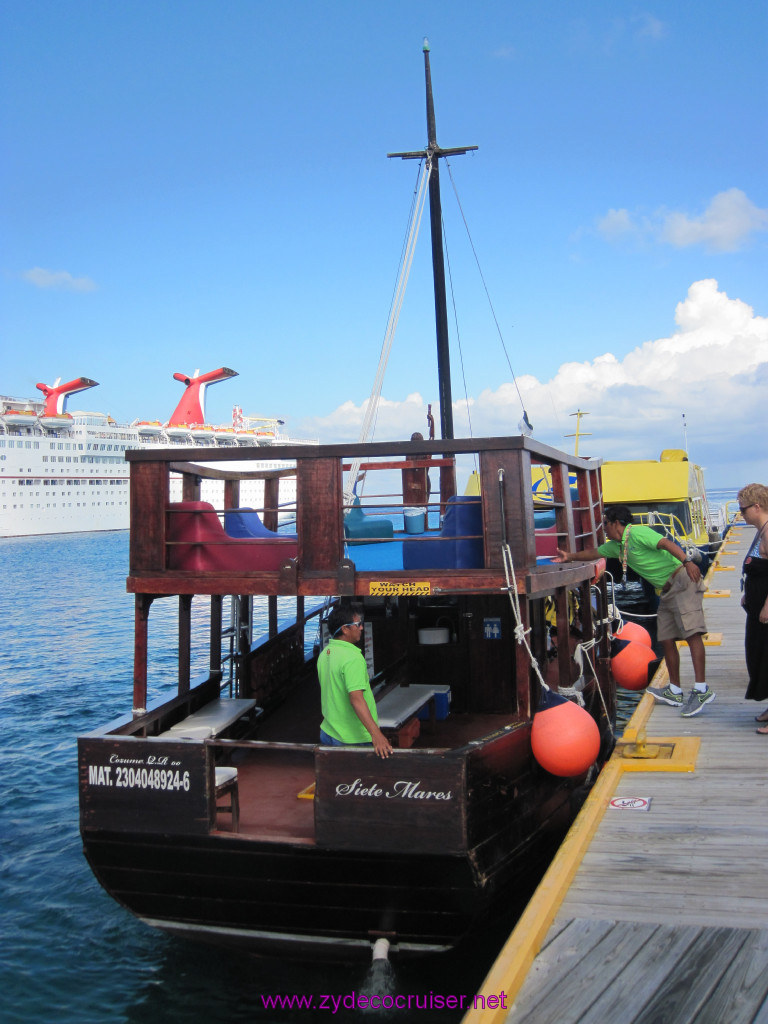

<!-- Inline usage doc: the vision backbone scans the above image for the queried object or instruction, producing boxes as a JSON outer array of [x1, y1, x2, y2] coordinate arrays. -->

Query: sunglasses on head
[[333, 619, 364, 636]]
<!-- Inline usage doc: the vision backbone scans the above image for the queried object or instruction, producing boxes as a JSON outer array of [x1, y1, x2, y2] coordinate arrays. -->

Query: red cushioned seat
[[167, 501, 297, 571]]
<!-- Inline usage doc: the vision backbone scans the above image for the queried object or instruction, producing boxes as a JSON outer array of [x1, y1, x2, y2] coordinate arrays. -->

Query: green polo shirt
[[598, 523, 681, 589], [318, 638, 379, 744]]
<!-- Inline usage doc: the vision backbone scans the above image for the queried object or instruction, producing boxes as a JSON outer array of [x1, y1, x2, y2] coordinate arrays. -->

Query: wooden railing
[[126, 435, 605, 599]]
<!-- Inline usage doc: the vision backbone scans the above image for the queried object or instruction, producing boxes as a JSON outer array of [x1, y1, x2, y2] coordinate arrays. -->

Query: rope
[[445, 160, 530, 428], [344, 159, 432, 503], [442, 206, 478, 476], [500, 539, 549, 691]]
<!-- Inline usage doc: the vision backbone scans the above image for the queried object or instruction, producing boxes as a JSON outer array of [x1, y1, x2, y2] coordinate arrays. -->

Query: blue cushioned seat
[[402, 496, 484, 570], [344, 497, 395, 541], [224, 507, 297, 541]]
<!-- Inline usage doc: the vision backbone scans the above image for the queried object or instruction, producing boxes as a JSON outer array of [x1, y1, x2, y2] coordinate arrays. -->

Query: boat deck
[[213, 706, 522, 843], [467, 522, 768, 1024]]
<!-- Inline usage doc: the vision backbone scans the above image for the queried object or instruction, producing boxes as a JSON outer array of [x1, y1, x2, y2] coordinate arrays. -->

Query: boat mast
[[388, 40, 477, 440]]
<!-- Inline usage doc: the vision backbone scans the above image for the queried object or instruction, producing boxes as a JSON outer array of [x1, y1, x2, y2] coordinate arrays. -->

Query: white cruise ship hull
[[1, 411, 305, 539]]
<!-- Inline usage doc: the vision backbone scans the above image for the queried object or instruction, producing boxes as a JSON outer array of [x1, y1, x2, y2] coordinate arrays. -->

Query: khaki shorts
[[656, 568, 707, 641]]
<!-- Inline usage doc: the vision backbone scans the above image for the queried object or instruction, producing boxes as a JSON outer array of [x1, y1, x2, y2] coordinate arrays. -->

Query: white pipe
[[371, 937, 390, 962]]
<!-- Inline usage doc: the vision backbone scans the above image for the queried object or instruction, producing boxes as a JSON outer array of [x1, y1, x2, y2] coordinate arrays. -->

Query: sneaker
[[680, 687, 716, 717], [647, 685, 684, 707]]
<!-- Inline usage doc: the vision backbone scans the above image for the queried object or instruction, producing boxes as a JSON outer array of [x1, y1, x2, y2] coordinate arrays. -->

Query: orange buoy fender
[[613, 621, 653, 648], [531, 689, 601, 777], [610, 637, 657, 690]]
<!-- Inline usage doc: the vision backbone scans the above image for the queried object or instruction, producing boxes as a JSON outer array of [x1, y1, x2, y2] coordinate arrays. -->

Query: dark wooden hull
[[81, 769, 582, 961]]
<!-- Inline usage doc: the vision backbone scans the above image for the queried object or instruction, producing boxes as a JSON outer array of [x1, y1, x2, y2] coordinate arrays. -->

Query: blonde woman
[[737, 484, 768, 732]]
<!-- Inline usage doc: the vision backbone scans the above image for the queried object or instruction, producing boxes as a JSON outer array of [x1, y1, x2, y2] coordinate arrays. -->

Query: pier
[[467, 520, 768, 1024]]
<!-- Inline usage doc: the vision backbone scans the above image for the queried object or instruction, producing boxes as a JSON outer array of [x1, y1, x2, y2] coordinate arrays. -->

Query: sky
[[2, 0, 766, 488]]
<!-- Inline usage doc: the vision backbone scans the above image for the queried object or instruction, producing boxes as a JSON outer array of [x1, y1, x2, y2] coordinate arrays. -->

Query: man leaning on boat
[[318, 605, 394, 757], [556, 504, 716, 717]]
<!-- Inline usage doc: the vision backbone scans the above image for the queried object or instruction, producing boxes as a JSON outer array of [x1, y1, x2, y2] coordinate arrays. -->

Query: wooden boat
[[78, 45, 616, 962]]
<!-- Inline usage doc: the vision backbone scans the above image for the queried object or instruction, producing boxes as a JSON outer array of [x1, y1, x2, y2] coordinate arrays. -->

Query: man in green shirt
[[556, 504, 715, 717], [318, 605, 393, 757]]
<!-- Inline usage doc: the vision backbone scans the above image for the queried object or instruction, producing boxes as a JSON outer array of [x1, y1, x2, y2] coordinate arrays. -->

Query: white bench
[[376, 685, 450, 730], [161, 698, 260, 739]]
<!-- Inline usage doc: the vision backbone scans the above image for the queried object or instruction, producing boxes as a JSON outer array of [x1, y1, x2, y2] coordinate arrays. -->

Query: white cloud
[[633, 13, 666, 40], [660, 189, 768, 252], [597, 189, 768, 252], [304, 280, 768, 487], [21, 267, 97, 292], [596, 208, 639, 242], [310, 391, 430, 441]]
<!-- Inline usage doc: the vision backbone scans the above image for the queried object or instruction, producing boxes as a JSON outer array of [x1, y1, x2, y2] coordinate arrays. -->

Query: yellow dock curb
[[463, 758, 624, 1024], [678, 632, 722, 646], [463, 686, 698, 1024]]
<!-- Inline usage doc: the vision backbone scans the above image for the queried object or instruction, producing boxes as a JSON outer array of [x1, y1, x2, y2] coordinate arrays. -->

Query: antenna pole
[[389, 40, 477, 440], [564, 409, 591, 456]]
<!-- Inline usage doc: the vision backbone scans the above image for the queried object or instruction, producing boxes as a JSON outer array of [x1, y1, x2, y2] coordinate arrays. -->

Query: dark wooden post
[[438, 457, 457, 516], [296, 596, 305, 656], [182, 472, 200, 501], [178, 595, 192, 695], [553, 588, 570, 692], [129, 461, 169, 573], [515, 599, 532, 720], [297, 457, 343, 571], [224, 478, 240, 511], [209, 595, 222, 677], [480, 447, 536, 572], [236, 596, 251, 692], [133, 595, 153, 716], [263, 476, 280, 532]]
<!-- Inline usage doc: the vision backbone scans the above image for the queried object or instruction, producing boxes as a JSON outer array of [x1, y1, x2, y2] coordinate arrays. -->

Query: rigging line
[[370, 159, 426, 446], [364, 158, 431, 439], [445, 161, 528, 417], [345, 159, 432, 502], [441, 206, 479, 477]]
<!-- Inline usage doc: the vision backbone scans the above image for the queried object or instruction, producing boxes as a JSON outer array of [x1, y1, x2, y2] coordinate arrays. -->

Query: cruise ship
[[0, 367, 315, 538]]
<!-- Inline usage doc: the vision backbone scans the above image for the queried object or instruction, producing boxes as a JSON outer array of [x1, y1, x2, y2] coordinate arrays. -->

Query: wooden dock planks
[[466, 523, 768, 1024]]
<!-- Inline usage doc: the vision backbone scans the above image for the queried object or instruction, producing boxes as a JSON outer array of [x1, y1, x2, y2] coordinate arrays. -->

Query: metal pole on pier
[[388, 39, 477, 441]]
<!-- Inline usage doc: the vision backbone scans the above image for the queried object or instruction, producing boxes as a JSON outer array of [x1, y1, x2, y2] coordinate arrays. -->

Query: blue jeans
[[319, 729, 372, 748]]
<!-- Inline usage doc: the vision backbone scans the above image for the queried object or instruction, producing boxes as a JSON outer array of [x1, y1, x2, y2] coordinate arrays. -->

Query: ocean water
[[0, 533, 506, 1024], [1, 491, 739, 1022]]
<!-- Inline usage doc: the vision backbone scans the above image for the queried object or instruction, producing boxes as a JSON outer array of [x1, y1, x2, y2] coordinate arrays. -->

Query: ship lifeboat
[[236, 429, 258, 444], [164, 423, 193, 440], [213, 427, 237, 446], [135, 420, 164, 436], [38, 413, 74, 430], [190, 424, 215, 442], [2, 409, 40, 427]]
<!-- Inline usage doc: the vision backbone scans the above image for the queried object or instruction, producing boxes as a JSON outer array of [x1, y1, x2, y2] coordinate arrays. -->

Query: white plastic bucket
[[404, 507, 426, 534]]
